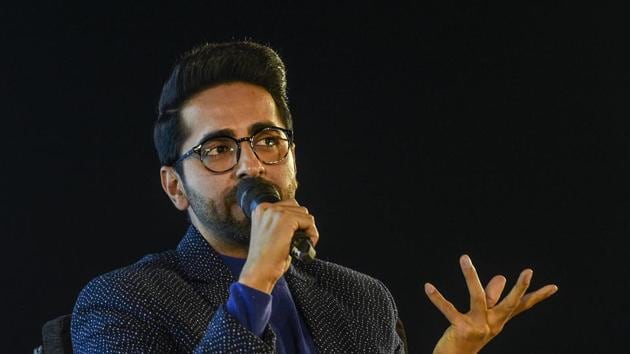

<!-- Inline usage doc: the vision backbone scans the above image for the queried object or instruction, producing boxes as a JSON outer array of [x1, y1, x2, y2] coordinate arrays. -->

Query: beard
[[185, 177, 298, 248]]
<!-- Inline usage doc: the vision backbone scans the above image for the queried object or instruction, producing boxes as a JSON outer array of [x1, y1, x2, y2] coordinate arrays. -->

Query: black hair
[[153, 41, 292, 171]]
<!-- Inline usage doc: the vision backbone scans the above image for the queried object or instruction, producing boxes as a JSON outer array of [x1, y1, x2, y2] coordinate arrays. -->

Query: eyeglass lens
[[199, 128, 291, 172]]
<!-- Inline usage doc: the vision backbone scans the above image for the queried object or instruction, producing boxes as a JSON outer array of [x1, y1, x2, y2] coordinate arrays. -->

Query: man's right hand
[[238, 199, 319, 294]]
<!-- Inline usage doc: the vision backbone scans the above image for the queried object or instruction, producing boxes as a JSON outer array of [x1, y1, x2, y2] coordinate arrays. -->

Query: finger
[[257, 202, 309, 215], [302, 222, 320, 247], [459, 255, 487, 315], [509, 284, 559, 318], [257, 204, 320, 246], [424, 283, 461, 324], [485, 275, 507, 308], [290, 212, 319, 247], [277, 204, 310, 215], [283, 254, 293, 273], [276, 208, 321, 247], [274, 199, 308, 214], [493, 268, 533, 317]]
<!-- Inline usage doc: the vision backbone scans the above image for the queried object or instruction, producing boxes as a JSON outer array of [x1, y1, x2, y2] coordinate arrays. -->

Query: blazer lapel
[[176, 226, 358, 351], [176, 225, 236, 305], [285, 262, 356, 352]]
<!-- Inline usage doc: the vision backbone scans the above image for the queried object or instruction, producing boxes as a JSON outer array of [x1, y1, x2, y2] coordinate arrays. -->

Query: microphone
[[236, 178, 316, 263]]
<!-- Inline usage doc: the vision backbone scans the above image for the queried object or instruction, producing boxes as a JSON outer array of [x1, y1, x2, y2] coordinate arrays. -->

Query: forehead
[[180, 82, 283, 146]]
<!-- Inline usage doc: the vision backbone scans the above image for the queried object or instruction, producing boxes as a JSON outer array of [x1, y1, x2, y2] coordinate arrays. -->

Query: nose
[[234, 142, 265, 179]]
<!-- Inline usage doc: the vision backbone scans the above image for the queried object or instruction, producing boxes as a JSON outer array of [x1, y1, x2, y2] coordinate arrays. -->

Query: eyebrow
[[194, 120, 282, 146]]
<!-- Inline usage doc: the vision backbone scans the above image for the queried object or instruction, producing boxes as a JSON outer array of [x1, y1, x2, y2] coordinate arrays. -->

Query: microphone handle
[[291, 231, 316, 263]]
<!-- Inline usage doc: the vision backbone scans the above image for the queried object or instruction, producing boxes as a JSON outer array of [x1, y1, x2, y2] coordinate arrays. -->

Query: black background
[[2, 2, 628, 353]]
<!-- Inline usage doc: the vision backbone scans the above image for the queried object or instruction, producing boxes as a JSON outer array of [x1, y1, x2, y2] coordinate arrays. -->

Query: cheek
[[284, 155, 298, 178], [278, 159, 299, 198], [185, 169, 226, 203]]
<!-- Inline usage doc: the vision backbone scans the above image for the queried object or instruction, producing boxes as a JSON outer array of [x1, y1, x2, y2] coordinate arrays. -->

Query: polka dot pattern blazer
[[71, 226, 406, 353]]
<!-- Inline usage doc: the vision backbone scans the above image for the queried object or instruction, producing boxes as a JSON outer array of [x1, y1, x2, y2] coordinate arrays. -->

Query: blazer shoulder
[[291, 259, 405, 352], [308, 259, 390, 289], [74, 250, 185, 308], [299, 259, 399, 312]]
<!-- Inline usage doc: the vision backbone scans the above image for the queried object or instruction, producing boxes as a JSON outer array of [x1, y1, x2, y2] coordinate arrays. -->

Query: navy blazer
[[71, 226, 406, 353]]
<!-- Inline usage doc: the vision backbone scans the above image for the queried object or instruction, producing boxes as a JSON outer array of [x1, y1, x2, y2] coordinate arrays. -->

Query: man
[[71, 41, 558, 353]]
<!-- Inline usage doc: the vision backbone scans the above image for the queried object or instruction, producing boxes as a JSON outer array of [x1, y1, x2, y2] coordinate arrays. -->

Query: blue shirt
[[221, 255, 317, 354]]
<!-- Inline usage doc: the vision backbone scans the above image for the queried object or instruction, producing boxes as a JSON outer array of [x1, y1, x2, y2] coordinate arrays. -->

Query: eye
[[255, 136, 281, 147], [206, 145, 234, 156], [253, 129, 288, 148], [201, 138, 236, 157]]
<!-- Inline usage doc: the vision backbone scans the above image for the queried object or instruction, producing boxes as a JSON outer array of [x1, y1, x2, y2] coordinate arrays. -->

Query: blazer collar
[[175, 225, 351, 349], [175, 224, 317, 289], [176, 225, 235, 287], [285, 260, 352, 351]]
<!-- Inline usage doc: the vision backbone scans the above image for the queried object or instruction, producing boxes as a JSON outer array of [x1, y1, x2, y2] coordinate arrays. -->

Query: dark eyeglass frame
[[173, 126, 294, 173]]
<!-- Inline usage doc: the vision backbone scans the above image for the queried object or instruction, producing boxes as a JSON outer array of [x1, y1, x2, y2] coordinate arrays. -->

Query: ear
[[160, 166, 189, 211]]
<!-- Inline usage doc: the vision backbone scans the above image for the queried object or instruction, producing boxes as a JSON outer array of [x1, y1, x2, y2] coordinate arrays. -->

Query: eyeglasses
[[174, 126, 294, 173]]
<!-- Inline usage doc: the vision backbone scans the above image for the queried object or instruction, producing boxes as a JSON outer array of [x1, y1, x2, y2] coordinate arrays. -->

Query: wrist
[[434, 345, 480, 354], [238, 264, 280, 294], [433, 328, 483, 354]]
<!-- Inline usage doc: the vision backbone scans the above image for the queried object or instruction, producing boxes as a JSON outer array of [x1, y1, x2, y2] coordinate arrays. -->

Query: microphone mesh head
[[236, 178, 281, 217]]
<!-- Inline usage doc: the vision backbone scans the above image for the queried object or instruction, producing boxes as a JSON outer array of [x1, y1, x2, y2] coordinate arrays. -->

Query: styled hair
[[153, 41, 292, 168]]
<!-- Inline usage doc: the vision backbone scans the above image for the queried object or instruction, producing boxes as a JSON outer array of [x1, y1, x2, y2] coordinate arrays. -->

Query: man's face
[[177, 82, 298, 247]]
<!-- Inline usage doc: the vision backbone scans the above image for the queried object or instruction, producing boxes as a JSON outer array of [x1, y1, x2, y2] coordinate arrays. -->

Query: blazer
[[71, 226, 406, 353]]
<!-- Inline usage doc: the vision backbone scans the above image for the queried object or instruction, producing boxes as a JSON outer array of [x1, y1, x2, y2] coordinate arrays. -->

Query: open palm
[[425, 255, 558, 354]]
